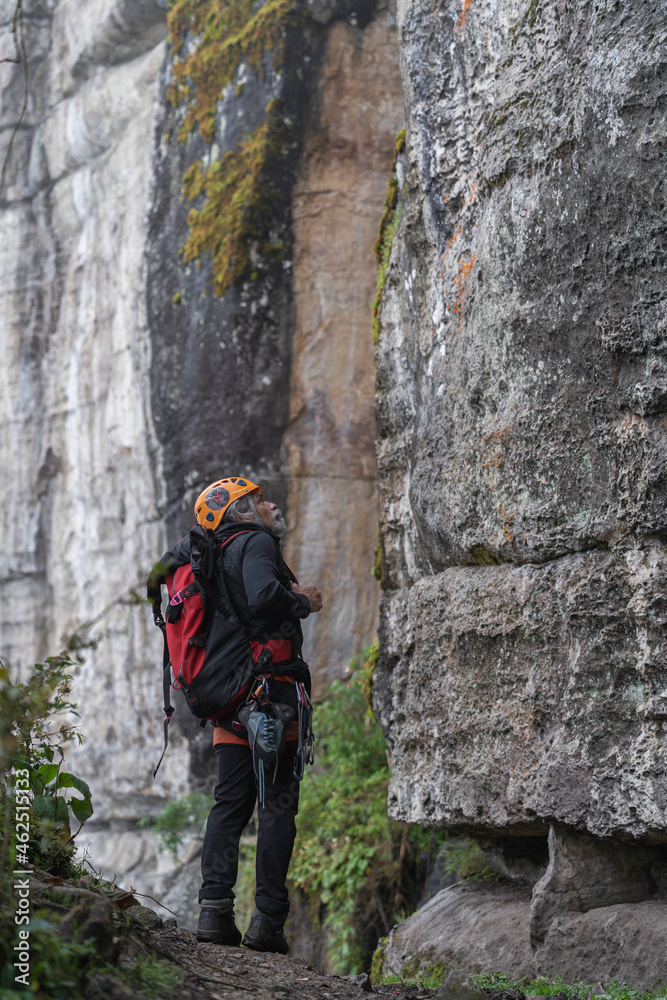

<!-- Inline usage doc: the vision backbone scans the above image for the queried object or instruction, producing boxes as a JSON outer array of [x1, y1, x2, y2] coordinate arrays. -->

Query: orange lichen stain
[[451, 253, 475, 320], [497, 503, 516, 544], [455, 0, 473, 33], [447, 225, 463, 252], [483, 426, 511, 447], [482, 452, 504, 472], [437, 224, 463, 280]]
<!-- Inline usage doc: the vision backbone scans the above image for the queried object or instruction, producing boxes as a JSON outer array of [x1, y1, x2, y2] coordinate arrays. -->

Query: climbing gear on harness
[[194, 477, 260, 533], [292, 680, 314, 781], [236, 672, 294, 806]]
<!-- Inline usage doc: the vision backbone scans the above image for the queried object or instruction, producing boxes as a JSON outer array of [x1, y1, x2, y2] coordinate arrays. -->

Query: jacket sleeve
[[241, 533, 311, 621]]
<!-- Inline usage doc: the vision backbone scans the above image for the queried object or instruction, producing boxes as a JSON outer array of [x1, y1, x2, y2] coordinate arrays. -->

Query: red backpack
[[150, 527, 291, 776]]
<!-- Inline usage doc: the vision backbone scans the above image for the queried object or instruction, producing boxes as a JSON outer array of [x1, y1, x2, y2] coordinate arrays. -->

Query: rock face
[[382, 882, 534, 981], [286, 14, 403, 694], [0, 0, 185, 815], [0, 0, 400, 929], [382, 876, 667, 990], [374, 0, 667, 983]]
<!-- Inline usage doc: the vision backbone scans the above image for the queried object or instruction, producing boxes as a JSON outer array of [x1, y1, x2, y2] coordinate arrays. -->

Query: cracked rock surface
[[374, 0, 667, 983], [374, 0, 667, 841]]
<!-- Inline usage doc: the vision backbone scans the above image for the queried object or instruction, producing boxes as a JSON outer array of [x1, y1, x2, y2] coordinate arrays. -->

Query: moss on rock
[[372, 128, 406, 343], [181, 99, 292, 297], [166, 0, 311, 296], [167, 0, 297, 143]]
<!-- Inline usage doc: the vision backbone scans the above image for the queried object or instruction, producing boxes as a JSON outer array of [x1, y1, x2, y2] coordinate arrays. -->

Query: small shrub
[[0, 639, 97, 992], [472, 974, 667, 1000], [290, 660, 438, 974], [138, 792, 212, 860], [440, 838, 500, 882]]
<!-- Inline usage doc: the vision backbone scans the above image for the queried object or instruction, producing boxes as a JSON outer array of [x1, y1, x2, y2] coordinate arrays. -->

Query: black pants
[[199, 739, 300, 918]]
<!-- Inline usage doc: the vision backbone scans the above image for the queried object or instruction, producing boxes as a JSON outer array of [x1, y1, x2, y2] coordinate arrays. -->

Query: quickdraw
[[293, 680, 314, 781]]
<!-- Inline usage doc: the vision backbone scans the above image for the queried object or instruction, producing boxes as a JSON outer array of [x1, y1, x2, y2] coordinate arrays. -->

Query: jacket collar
[[212, 520, 280, 544]]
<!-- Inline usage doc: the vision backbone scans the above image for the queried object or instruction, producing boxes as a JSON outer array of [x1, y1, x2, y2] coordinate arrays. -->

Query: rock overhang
[[374, 0, 667, 849]]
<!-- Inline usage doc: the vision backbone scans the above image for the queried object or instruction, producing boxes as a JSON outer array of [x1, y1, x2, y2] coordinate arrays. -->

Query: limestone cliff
[[374, 0, 667, 983], [0, 0, 400, 931]]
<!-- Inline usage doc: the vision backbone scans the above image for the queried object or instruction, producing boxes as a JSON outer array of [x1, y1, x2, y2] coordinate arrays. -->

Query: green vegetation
[[371, 531, 384, 586], [290, 655, 437, 974], [180, 99, 292, 296], [360, 639, 379, 715], [380, 966, 447, 989], [138, 791, 211, 858], [0, 645, 186, 998], [167, 0, 295, 144], [468, 544, 502, 566], [438, 838, 500, 881], [0, 923, 102, 1000], [473, 975, 667, 1000], [372, 972, 667, 997], [116, 954, 185, 996], [0, 645, 93, 884], [372, 128, 406, 344], [166, 0, 307, 296], [0, 645, 98, 995]]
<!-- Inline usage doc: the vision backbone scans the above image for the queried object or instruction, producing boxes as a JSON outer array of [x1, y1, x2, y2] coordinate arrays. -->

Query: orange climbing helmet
[[194, 477, 261, 532]]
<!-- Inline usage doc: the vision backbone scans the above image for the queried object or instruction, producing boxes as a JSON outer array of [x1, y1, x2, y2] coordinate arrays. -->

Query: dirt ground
[[29, 875, 582, 1000], [117, 918, 438, 999]]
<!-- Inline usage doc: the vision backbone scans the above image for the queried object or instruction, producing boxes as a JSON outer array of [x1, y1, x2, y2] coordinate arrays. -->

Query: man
[[152, 477, 322, 953]]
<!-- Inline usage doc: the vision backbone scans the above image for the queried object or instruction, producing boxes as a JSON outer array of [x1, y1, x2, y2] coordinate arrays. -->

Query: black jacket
[[148, 521, 311, 659]]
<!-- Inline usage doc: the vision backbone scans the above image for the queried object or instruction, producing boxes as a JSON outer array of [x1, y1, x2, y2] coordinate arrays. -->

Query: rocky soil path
[[29, 873, 581, 1000], [30, 873, 437, 999], [91, 908, 449, 999], [126, 919, 436, 999]]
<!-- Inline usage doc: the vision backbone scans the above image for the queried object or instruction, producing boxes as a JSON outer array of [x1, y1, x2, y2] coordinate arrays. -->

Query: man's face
[[245, 492, 287, 538]]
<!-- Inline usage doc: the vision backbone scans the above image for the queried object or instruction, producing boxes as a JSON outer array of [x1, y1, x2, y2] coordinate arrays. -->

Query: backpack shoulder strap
[[219, 530, 254, 553], [190, 528, 254, 623]]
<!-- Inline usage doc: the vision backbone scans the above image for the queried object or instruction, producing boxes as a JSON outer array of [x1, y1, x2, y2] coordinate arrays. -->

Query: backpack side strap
[[152, 616, 174, 779]]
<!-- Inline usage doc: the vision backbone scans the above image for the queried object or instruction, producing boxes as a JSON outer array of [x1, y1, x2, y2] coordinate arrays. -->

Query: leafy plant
[[439, 838, 500, 882], [290, 652, 439, 974], [0, 646, 94, 879], [0, 641, 97, 990], [0, 914, 106, 998], [472, 975, 667, 1000], [138, 792, 212, 860]]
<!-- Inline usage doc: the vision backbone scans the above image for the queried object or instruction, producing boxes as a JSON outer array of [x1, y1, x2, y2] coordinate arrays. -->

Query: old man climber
[[148, 477, 322, 954]]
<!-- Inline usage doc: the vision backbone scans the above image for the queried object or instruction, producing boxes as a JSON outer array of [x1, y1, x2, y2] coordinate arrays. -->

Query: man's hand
[[291, 583, 323, 612]]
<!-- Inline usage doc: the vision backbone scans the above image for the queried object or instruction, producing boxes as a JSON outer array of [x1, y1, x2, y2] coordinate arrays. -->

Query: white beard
[[271, 509, 287, 540]]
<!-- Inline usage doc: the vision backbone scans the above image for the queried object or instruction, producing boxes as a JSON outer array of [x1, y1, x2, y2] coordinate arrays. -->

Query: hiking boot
[[242, 908, 289, 954], [197, 898, 242, 946]]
